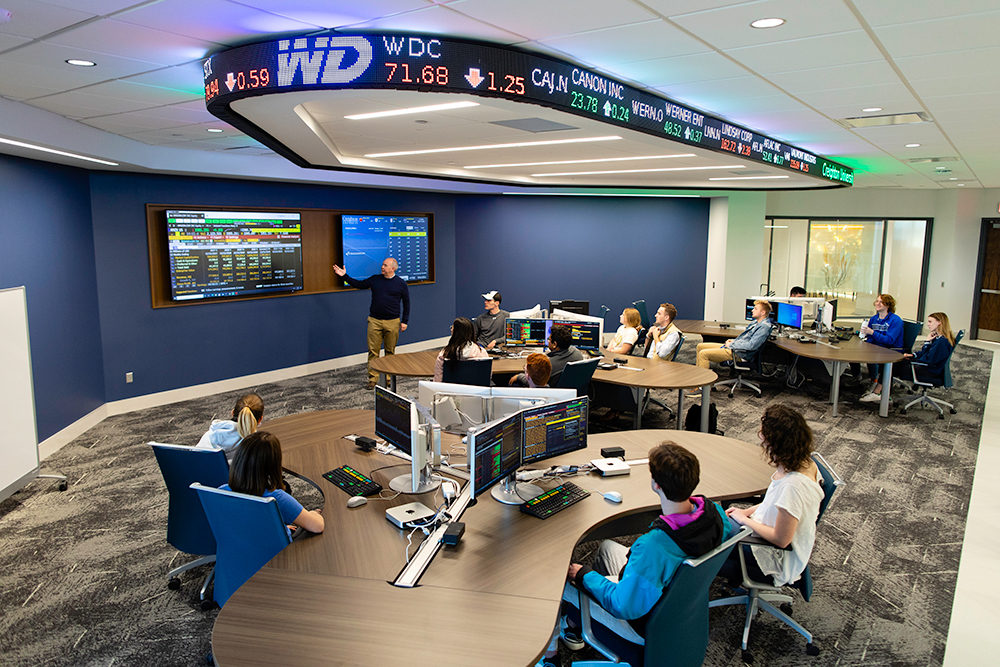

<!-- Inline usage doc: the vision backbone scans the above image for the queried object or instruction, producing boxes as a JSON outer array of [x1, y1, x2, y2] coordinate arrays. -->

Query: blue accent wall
[[454, 196, 709, 325], [88, 172, 457, 401], [0, 155, 105, 441]]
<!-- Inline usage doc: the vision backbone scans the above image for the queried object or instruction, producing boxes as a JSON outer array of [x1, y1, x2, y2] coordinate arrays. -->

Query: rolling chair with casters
[[442, 357, 493, 386], [715, 344, 765, 397], [891, 319, 924, 394], [555, 357, 600, 397], [568, 526, 753, 667], [150, 443, 230, 611], [900, 329, 964, 419], [644, 334, 686, 419], [631, 299, 651, 330], [709, 452, 844, 664], [191, 483, 292, 608]]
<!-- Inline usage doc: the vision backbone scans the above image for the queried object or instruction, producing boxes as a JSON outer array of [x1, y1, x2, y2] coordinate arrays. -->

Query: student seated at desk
[[859, 294, 904, 403], [606, 308, 641, 355], [645, 302, 682, 360], [536, 442, 736, 667], [898, 312, 955, 384], [222, 431, 324, 537], [195, 393, 264, 464], [511, 325, 583, 387], [691, 301, 772, 395], [434, 317, 490, 382]]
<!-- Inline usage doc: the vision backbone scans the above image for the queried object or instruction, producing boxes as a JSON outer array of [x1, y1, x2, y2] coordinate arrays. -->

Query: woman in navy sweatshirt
[[900, 312, 956, 384]]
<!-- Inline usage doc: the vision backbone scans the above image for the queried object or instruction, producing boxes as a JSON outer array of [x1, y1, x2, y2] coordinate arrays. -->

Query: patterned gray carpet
[[0, 343, 988, 667]]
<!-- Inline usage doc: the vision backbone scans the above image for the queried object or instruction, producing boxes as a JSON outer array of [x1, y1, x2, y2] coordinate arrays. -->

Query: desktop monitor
[[470, 411, 523, 501], [504, 318, 602, 351], [558, 320, 602, 352], [521, 396, 589, 465], [417, 380, 491, 434], [374, 386, 440, 493], [488, 386, 576, 421], [745, 298, 779, 324], [549, 300, 589, 316], [776, 301, 804, 329], [821, 299, 838, 330]]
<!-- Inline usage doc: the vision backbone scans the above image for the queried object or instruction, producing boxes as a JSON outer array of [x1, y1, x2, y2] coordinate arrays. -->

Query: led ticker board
[[203, 33, 853, 186]]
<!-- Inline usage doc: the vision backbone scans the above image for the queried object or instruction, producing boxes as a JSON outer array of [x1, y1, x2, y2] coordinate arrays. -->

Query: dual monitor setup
[[504, 317, 602, 353], [374, 383, 588, 506], [745, 296, 838, 332], [164, 208, 431, 302]]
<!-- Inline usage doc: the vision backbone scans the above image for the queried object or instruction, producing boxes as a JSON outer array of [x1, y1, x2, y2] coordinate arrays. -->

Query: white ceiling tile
[[0, 76, 64, 100], [1, 40, 161, 80], [909, 74, 999, 99], [240, 0, 433, 29], [26, 90, 159, 117], [0, 33, 31, 51], [0, 0, 96, 39], [540, 20, 709, 67], [818, 102, 924, 122], [613, 51, 748, 87], [923, 91, 1000, 112], [79, 80, 203, 106], [81, 115, 186, 134], [643, 0, 760, 16], [122, 62, 207, 94], [852, 0, 1000, 26], [40, 1, 150, 13], [894, 46, 1000, 83], [346, 5, 526, 44], [115, 0, 322, 47], [873, 11, 1000, 58], [797, 84, 917, 111], [446, 0, 656, 41], [46, 18, 219, 66], [705, 93, 811, 118], [765, 61, 901, 95], [669, 0, 863, 50], [658, 76, 781, 104], [0, 54, 148, 101], [726, 31, 885, 74]]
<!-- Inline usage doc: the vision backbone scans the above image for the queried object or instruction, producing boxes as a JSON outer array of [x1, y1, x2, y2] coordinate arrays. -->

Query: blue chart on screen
[[342, 214, 430, 282]]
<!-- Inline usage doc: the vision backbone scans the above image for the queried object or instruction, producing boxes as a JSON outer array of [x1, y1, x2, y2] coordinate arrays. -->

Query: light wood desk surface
[[370, 348, 718, 429], [675, 319, 745, 340], [212, 410, 772, 667]]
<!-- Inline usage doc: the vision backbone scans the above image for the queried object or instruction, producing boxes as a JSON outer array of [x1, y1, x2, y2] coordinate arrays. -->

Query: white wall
[[721, 191, 768, 321], [704, 197, 729, 320]]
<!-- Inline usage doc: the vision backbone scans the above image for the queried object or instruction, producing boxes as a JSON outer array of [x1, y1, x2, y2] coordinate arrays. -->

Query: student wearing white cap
[[473, 290, 510, 350]]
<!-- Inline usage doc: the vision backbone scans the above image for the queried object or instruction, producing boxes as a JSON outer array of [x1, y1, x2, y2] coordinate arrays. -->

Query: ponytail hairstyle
[[228, 431, 283, 496], [233, 393, 264, 439]]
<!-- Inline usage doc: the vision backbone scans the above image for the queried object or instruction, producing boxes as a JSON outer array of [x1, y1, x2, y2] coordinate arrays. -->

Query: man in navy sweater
[[333, 258, 410, 390]]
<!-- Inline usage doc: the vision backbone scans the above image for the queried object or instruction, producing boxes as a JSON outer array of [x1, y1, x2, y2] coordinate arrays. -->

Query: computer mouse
[[602, 491, 623, 504], [347, 496, 368, 508]]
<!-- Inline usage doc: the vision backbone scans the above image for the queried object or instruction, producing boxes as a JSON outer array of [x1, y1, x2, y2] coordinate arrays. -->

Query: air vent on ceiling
[[906, 156, 959, 164], [489, 118, 579, 133], [835, 111, 932, 129]]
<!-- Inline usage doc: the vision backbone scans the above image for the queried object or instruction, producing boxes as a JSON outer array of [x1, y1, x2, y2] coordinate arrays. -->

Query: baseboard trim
[[38, 337, 448, 461]]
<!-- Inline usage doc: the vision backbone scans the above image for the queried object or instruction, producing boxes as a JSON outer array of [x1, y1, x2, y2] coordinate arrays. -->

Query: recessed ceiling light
[[532, 165, 745, 178], [345, 101, 479, 120], [66, 59, 96, 67], [206, 128, 224, 133], [751, 18, 785, 28], [949, 177, 958, 180], [862, 107, 882, 112], [905, 144, 920, 148], [958, 183, 965, 186], [365, 135, 621, 158], [465, 154, 695, 170], [0, 136, 118, 165], [709, 175, 790, 181]]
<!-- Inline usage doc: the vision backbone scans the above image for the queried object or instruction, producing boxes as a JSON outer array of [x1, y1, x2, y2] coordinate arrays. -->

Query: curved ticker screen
[[203, 33, 853, 186]]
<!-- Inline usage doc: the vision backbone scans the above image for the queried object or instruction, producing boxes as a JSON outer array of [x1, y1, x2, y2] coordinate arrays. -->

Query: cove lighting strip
[[345, 101, 479, 120], [465, 154, 695, 170], [0, 137, 119, 166], [365, 135, 621, 158], [709, 175, 789, 181], [532, 165, 745, 177], [501, 192, 700, 198]]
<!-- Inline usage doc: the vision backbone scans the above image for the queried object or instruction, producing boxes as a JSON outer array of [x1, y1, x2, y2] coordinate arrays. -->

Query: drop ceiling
[[1, 0, 997, 191]]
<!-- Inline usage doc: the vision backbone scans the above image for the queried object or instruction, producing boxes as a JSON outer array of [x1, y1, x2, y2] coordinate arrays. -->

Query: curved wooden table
[[773, 334, 904, 417], [371, 348, 718, 430], [212, 409, 773, 667], [675, 318, 745, 342]]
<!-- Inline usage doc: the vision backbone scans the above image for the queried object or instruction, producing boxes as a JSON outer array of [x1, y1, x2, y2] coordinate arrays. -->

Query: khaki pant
[[367, 316, 401, 383], [696, 342, 733, 369]]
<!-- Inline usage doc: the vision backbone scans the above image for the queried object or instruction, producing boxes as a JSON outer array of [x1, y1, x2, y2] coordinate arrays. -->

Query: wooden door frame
[[970, 218, 1000, 340]]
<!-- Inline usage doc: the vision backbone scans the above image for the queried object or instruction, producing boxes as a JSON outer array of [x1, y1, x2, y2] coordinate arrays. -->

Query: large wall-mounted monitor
[[166, 210, 303, 301], [341, 213, 432, 283]]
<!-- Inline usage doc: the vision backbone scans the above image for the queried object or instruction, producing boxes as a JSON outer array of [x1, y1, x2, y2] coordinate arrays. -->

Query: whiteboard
[[0, 287, 40, 503]]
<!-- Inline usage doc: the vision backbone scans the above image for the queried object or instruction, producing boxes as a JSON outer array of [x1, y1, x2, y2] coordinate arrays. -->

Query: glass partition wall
[[761, 217, 932, 322]]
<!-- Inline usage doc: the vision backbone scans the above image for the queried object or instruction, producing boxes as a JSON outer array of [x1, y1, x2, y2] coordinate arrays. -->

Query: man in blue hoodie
[[536, 442, 736, 667]]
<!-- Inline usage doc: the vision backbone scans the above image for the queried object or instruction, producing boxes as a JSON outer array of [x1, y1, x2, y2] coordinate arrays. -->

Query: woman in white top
[[195, 393, 264, 464], [722, 404, 824, 587], [434, 317, 490, 382], [606, 307, 641, 355]]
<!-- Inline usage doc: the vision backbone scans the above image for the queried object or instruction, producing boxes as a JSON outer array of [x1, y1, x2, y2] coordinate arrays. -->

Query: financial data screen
[[342, 214, 430, 283], [374, 386, 413, 454], [472, 413, 522, 498], [521, 397, 588, 464]]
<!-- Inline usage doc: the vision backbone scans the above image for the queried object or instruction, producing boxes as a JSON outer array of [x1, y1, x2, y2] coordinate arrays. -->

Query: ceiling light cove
[[464, 154, 695, 170], [533, 165, 746, 178], [345, 101, 479, 120], [365, 136, 621, 158]]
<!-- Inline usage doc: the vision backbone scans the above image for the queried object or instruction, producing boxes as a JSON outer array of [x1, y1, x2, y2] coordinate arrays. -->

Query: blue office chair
[[710, 452, 844, 663], [442, 358, 493, 386], [555, 358, 600, 396], [191, 483, 292, 608], [891, 319, 925, 393], [900, 329, 964, 418], [631, 299, 651, 330], [569, 526, 752, 667], [150, 442, 230, 610]]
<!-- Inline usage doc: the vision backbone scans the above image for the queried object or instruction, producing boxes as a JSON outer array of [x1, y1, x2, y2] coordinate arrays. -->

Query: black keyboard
[[323, 465, 382, 497], [520, 482, 590, 519]]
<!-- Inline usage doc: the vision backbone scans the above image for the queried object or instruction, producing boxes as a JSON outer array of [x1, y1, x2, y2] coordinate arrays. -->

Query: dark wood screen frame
[[146, 204, 435, 309]]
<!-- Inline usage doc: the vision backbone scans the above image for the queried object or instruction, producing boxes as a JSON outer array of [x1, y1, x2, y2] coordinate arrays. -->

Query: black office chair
[[710, 452, 844, 663], [631, 299, 651, 330], [891, 319, 924, 393], [644, 334, 686, 418], [630, 327, 647, 356], [900, 329, 964, 418], [568, 526, 752, 667], [442, 358, 493, 386], [715, 344, 766, 397], [555, 358, 600, 396]]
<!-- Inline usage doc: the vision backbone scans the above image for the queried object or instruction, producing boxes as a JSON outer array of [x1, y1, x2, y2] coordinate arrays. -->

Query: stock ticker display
[[203, 33, 853, 186]]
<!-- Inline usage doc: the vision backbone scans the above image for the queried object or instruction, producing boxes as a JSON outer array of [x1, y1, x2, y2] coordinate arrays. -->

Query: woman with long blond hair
[[901, 312, 956, 383]]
